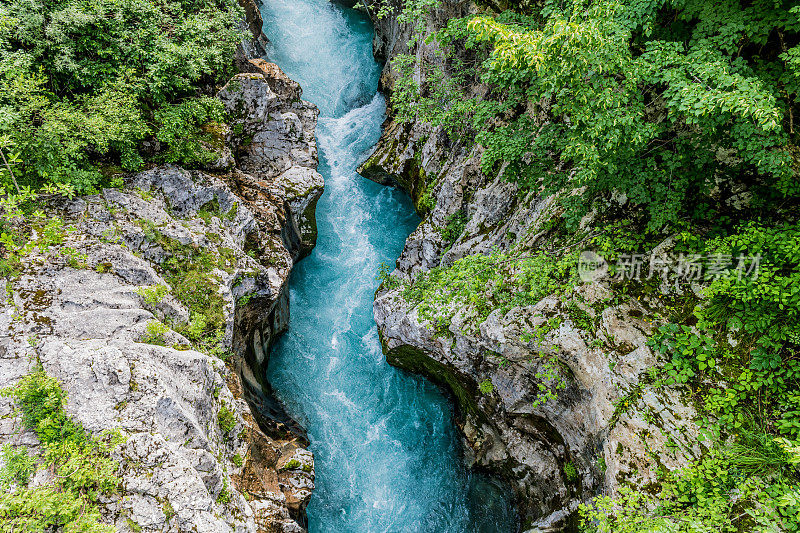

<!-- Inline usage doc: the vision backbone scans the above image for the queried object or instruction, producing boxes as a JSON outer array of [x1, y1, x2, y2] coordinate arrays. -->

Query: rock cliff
[[0, 18, 321, 533], [362, 2, 706, 530]]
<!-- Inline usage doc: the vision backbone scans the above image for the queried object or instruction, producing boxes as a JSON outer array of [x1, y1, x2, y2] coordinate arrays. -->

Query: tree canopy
[[0, 0, 244, 193]]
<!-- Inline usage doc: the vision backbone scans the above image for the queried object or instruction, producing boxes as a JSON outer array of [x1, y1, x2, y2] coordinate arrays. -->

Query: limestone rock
[[218, 73, 324, 255], [1, 60, 319, 532], [366, 4, 706, 528]]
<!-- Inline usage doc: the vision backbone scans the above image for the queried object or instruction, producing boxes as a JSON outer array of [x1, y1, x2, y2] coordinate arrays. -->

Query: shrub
[[141, 320, 170, 346], [0, 0, 245, 193], [0, 372, 121, 532], [134, 284, 169, 305]]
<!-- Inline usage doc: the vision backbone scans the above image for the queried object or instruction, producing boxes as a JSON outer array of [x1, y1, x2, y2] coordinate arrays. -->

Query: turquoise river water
[[260, 1, 515, 531]]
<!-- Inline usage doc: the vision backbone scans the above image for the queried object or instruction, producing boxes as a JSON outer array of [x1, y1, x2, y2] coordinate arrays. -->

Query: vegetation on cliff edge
[[385, 0, 800, 529], [0, 371, 122, 532], [0, 0, 244, 195]]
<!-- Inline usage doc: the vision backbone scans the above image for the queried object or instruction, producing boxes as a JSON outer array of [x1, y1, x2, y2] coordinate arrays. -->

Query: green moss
[[133, 224, 231, 358], [216, 480, 231, 504], [217, 404, 236, 435], [281, 459, 301, 470]]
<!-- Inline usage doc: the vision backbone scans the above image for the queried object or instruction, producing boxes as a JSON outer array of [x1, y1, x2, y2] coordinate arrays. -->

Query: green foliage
[[530, 354, 568, 408], [393, 0, 800, 526], [0, 445, 36, 488], [281, 459, 301, 470], [155, 98, 227, 166], [184, 313, 209, 341], [392, 52, 479, 139], [396, 0, 442, 38], [134, 284, 169, 306], [646, 222, 800, 439], [586, 219, 800, 529], [381, 0, 800, 529], [580, 445, 800, 532], [478, 379, 494, 395], [402, 248, 578, 333], [563, 462, 577, 482], [0, 372, 121, 532], [393, 0, 800, 230], [141, 320, 170, 346], [135, 225, 231, 358], [650, 324, 716, 385], [170, 270, 226, 342], [438, 211, 467, 245], [216, 480, 231, 504], [418, 186, 435, 213], [0, 187, 79, 276], [377, 261, 402, 290], [217, 405, 236, 435], [0, 0, 244, 193]]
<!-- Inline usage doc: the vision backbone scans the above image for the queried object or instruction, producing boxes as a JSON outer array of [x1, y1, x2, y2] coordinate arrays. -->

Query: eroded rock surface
[[0, 58, 320, 533], [219, 72, 324, 258], [363, 3, 706, 529]]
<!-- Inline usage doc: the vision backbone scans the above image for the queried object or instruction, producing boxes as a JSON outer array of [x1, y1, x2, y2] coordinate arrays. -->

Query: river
[[260, 1, 515, 530]]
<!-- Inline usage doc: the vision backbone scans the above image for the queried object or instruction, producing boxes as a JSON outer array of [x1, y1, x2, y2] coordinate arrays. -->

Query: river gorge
[[259, 0, 515, 530]]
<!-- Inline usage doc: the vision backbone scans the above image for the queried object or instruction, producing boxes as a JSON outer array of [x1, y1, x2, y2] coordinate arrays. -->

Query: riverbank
[[0, 14, 321, 533]]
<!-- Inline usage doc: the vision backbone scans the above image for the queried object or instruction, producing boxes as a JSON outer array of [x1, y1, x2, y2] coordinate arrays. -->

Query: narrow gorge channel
[[259, 0, 515, 530]]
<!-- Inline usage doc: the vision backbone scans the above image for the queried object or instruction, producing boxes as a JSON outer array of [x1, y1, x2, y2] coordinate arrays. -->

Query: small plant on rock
[[141, 320, 170, 346], [217, 404, 236, 435], [135, 284, 170, 305], [0, 371, 122, 532], [564, 462, 578, 482]]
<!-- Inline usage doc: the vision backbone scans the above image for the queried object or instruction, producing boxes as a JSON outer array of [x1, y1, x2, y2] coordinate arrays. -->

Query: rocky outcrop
[[0, 49, 321, 533], [218, 71, 323, 259], [237, 0, 270, 62], [363, 4, 706, 530]]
